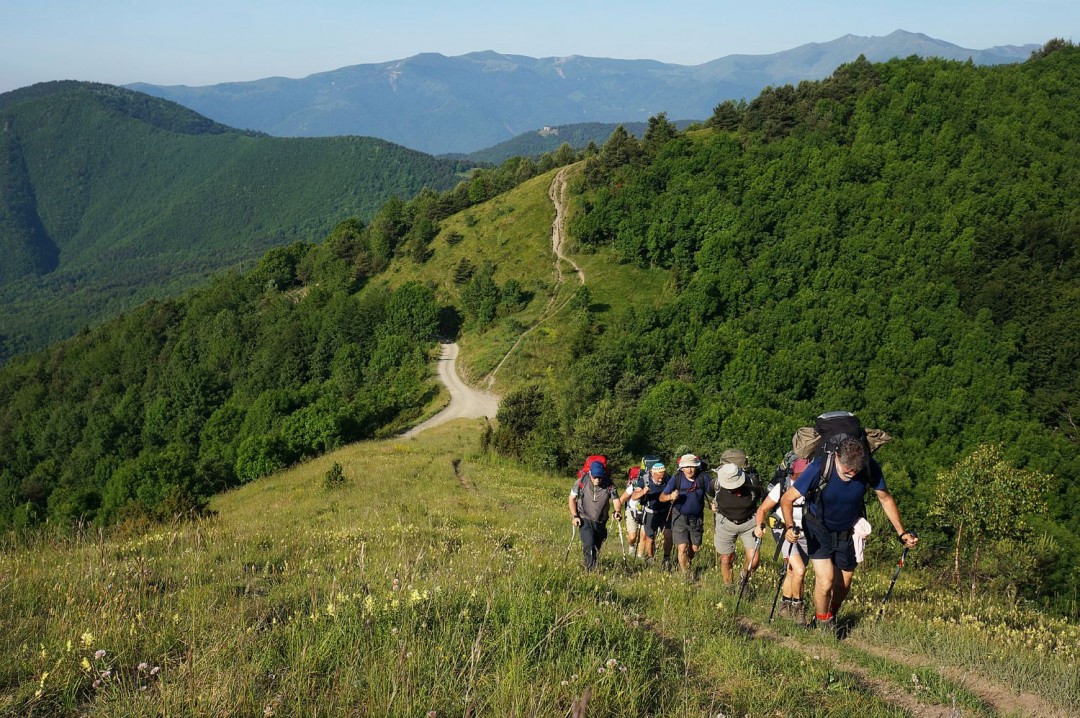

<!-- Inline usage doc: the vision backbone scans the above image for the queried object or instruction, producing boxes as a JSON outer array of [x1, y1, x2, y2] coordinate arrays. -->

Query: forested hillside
[[488, 44, 1079, 611], [0, 82, 472, 361], [0, 152, 565, 532]]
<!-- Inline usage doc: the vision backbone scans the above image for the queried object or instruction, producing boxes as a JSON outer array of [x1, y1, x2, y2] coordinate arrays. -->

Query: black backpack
[[803, 411, 873, 513]]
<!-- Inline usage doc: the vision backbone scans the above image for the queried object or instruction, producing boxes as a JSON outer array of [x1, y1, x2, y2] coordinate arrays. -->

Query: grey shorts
[[671, 513, 703, 547], [713, 514, 758, 555]]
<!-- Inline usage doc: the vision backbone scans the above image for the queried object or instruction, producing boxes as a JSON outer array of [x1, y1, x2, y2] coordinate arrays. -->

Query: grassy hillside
[[0, 82, 472, 361], [3, 421, 1075, 716]]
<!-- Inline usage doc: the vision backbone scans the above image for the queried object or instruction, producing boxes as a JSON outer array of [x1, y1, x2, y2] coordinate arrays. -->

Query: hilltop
[[0, 82, 472, 360]]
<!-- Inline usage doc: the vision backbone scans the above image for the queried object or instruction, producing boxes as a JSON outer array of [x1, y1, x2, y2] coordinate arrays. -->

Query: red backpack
[[576, 454, 610, 481]]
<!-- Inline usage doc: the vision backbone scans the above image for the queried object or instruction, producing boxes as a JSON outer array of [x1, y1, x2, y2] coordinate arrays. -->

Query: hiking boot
[[813, 616, 837, 636], [777, 601, 791, 620], [790, 601, 806, 626]]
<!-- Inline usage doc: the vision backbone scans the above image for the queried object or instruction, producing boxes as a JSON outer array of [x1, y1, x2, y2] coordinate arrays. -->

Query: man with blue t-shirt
[[779, 438, 918, 631], [660, 454, 713, 572]]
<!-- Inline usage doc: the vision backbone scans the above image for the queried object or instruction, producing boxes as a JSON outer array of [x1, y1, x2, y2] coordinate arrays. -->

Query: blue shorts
[[642, 508, 671, 539], [803, 514, 857, 571]]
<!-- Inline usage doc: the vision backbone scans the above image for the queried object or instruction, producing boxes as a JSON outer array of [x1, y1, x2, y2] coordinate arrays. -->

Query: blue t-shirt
[[637, 472, 670, 512], [662, 470, 711, 519], [792, 455, 885, 532]]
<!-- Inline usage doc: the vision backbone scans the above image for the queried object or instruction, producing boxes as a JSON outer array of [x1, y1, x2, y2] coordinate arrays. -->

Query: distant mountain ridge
[[128, 30, 1040, 153]]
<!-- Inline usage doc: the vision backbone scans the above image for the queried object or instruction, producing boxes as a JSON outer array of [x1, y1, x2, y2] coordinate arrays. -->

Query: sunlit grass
[[3, 421, 1076, 716]]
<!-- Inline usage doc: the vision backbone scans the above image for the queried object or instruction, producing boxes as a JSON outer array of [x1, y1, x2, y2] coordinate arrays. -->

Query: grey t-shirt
[[571, 479, 616, 523]]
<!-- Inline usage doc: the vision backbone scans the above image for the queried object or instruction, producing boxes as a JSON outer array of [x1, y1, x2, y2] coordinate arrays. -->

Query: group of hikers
[[567, 411, 920, 631]]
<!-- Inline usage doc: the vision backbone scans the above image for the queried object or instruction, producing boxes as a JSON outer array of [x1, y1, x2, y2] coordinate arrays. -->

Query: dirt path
[[738, 619, 961, 718], [738, 617, 1070, 718], [486, 166, 584, 386], [846, 636, 1072, 718], [401, 342, 499, 438], [548, 165, 585, 285]]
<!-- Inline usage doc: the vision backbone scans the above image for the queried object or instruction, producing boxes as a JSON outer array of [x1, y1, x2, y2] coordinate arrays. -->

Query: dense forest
[[492, 44, 1079, 611], [0, 82, 473, 360], [0, 152, 566, 531]]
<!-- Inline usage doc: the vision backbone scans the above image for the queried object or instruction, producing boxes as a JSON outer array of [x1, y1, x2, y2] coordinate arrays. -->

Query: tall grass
[[3, 421, 1076, 716]]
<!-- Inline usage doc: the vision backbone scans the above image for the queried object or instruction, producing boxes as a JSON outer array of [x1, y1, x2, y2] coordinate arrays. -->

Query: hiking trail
[[485, 165, 584, 387], [738, 617, 1071, 718], [401, 342, 499, 439]]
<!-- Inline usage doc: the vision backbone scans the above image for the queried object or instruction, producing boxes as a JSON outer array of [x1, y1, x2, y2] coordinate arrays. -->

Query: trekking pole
[[879, 530, 919, 618], [767, 527, 789, 623], [735, 535, 762, 615], [563, 523, 578, 562], [615, 514, 628, 565]]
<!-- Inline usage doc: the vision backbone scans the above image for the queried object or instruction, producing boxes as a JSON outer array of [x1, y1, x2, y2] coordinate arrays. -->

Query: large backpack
[[577, 454, 610, 481], [797, 411, 891, 515]]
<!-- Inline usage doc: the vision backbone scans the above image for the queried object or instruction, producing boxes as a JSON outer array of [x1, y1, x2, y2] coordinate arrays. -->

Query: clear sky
[[1, 0, 1076, 93]]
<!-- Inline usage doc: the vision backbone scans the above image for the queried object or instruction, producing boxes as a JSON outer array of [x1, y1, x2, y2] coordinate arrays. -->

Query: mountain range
[[129, 30, 1039, 154]]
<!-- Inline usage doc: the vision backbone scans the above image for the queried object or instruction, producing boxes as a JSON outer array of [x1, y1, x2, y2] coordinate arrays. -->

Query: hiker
[[629, 461, 674, 566], [755, 456, 811, 623], [569, 459, 623, 570], [660, 454, 713, 572], [780, 438, 918, 631], [710, 449, 764, 590], [620, 458, 657, 558]]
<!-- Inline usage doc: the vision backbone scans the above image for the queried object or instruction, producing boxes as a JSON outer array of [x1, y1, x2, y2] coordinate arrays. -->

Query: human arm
[[659, 476, 678, 503], [875, 489, 918, 548], [568, 493, 581, 526], [779, 486, 802, 543], [753, 492, 779, 538]]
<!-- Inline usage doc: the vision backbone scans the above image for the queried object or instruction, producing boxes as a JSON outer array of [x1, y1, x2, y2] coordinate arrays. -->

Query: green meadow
[[4, 420, 1075, 717]]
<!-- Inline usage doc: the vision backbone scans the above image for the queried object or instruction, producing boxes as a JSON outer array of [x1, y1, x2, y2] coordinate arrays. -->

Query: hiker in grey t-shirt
[[569, 460, 623, 570]]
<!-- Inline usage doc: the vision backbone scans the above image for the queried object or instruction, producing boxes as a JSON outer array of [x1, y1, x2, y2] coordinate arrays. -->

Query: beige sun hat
[[677, 453, 701, 469], [713, 462, 745, 490]]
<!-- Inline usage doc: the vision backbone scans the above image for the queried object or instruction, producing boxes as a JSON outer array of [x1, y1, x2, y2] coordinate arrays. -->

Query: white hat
[[713, 463, 745, 490], [677, 453, 701, 469]]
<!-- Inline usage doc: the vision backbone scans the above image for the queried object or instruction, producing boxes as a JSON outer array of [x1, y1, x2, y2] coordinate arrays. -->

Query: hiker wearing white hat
[[659, 453, 714, 572]]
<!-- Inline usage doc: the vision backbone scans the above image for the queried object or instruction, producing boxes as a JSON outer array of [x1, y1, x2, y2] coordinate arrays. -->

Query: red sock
[[816, 612, 834, 622]]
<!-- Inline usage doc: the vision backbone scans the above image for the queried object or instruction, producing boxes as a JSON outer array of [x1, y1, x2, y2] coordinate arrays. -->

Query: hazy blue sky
[[2, 0, 1076, 93]]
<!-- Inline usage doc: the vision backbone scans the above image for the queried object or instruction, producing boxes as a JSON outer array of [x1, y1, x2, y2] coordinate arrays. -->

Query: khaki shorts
[[713, 514, 758, 555]]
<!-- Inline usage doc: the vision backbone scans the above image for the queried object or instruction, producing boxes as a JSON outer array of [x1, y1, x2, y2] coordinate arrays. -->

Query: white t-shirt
[[768, 482, 804, 526]]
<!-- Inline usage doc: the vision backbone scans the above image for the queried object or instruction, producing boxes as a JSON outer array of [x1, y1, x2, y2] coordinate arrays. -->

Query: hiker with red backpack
[[628, 460, 674, 567], [755, 452, 812, 624], [620, 456, 660, 559], [779, 412, 918, 633], [568, 456, 623, 571], [660, 454, 715, 573]]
